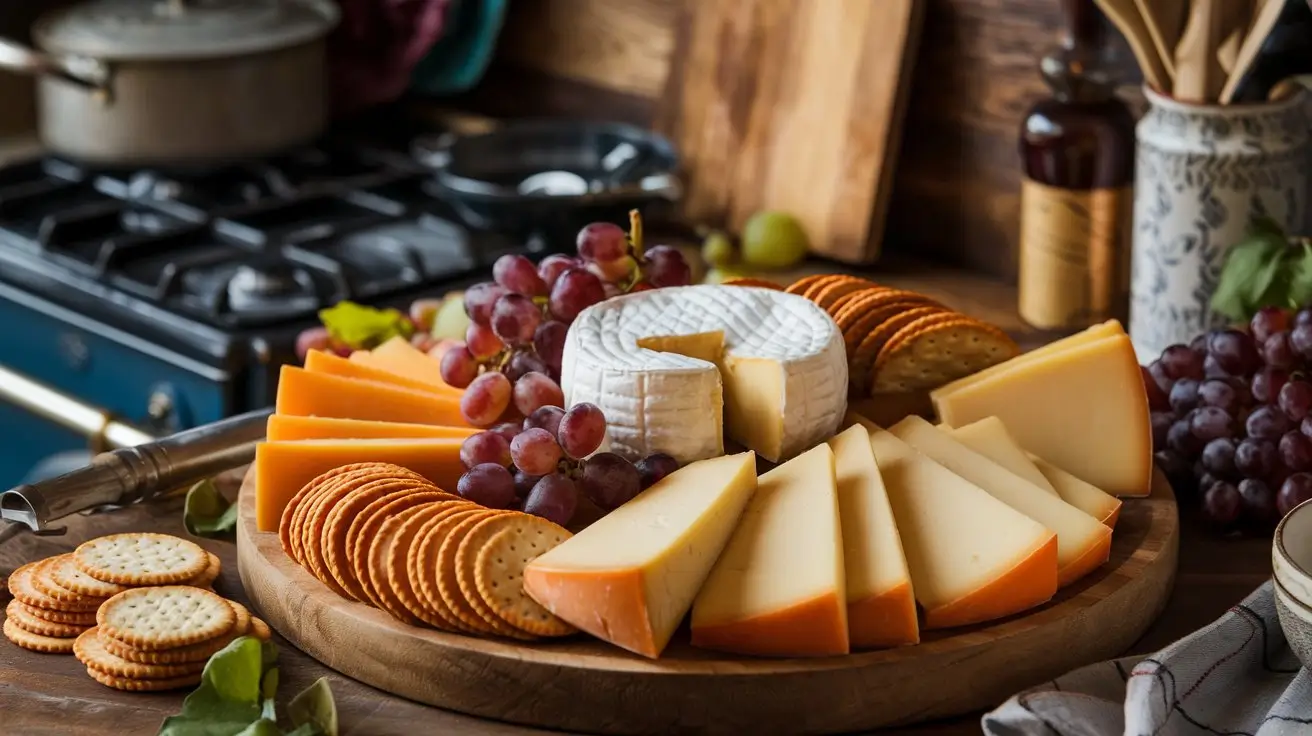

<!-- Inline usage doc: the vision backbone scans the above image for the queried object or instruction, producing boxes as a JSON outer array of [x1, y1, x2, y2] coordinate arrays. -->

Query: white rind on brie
[[561, 285, 848, 464]]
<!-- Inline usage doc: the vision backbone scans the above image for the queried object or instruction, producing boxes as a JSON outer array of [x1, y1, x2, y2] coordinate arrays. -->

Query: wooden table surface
[[0, 265, 1274, 735]]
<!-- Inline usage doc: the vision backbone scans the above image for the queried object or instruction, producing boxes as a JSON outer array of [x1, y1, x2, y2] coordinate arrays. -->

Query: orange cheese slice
[[305, 349, 456, 396], [275, 365, 469, 427], [253, 438, 464, 531], [852, 414, 1057, 629], [691, 444, 849, 657], [351, 336, 462, 396], [266, 414, 477, 442]]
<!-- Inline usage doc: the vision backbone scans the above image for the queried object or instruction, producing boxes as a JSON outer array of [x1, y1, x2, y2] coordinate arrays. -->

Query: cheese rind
[[253, 438, 463, 531], [561, 285, 847, 464], [522, 452, 759, 659], [853, 415, 1057, 628], [1030, 454, 1124, 529], [265, 415, 477, 442], [946, 417, 1057, 495], [275, 365, 469, 427], [691, 444, 848, 656], [930, 332, 1152, 497], [827, 424, 918, 648], [933, 320, 1124, 394], [890, 416, 1112, 587]]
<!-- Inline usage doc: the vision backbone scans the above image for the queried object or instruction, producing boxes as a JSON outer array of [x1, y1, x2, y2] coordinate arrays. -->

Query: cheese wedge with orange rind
[[275, 365, 469, 428], [265, 415, 477, 443]]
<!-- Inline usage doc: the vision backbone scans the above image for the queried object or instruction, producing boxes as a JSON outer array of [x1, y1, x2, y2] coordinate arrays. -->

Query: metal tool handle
[[0, 37, 111, 93], [1, 408, 271, 535]]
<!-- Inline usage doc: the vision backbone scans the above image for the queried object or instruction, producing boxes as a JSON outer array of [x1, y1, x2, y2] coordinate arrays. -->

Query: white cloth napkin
[[982, 581, 1312, 736]]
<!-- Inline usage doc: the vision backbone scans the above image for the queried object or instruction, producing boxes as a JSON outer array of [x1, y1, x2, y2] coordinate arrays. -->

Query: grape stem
[[628, 209, 644, 261]]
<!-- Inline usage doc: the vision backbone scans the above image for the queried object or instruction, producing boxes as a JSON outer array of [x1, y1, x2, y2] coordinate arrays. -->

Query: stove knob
[[147, 391, 173, 423]]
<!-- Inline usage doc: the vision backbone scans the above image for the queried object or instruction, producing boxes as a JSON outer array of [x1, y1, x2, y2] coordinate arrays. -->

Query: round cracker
[[4, 617, 76, 653], [102, 629, 236, 664], [833, 289, 936, 337], [9, 561, 102, 612], [75, 628, 206, 680], [279, 462, 388, 563], [351, 491, 453, 608], [74, 533, 208, 586], [250, 616, 271, 641], [455, 515, 546, 639], [436, 511, 529, 639], [186, 552, 222, 589], [13, 600, 96, 625], [48, 553, 130, 599], [6, 599, 91, 638], [783, 274, 828, 296], [721, 278, 784, 290], [97, 586, 236, 651], [850, 305, 949, 396], [409, 506, 490, 633], [476, 524, 576, 637], [811, 277, 879, 315], [85, 665, 201, 692], [326, 477, 440, 601], [871, 314, 1020, 393], [839, 296, 945, 356], [376, 503, 462, 625]]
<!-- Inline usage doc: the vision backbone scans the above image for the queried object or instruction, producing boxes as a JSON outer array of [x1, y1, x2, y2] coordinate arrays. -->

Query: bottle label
[[1018, 178, 1132, 330]]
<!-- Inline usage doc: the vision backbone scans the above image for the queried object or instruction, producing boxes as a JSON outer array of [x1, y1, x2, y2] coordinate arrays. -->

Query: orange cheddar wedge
[[691, 444, 849, 657], [266, 414, 477, 442], [253, 438, 464, 531], [852, 414, 1057, 629], [305, 350, 456, 396], [275, 365, 470, 427], [352, 336, 461, 395]]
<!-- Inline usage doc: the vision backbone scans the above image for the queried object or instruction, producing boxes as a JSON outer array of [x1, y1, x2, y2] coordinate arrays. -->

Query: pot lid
[[33, 0, 340, 60]]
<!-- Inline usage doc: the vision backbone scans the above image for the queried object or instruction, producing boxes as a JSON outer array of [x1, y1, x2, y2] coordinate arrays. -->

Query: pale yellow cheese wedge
[[691, 444, 848, 657], [852, 414, 1057, 629], [932, 320, 1124, 394], [827, 425, 918, 648], [522, 452, 758, 659], [930, 332, 1152, 497], [890, 416, 1112, 587], [945, 417, 1057, 495], [1030, 454, 1123, 529]]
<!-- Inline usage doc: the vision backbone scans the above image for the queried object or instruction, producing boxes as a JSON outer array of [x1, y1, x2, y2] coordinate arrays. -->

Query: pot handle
[[0, 37, 111, 93]]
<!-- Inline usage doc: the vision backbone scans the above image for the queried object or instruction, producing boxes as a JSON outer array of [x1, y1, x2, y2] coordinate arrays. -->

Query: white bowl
[[1272, 498, 1312, 667]]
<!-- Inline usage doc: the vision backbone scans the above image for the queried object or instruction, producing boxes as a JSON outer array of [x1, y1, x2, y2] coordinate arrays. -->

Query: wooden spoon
[[1174, 0, 1227, 103], [1221, 0, 1287, 103], [1134, 0, 1188, 80], [1095, 0, 1171, 92]]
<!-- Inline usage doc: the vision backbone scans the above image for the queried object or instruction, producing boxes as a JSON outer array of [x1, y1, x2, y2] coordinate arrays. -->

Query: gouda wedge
[[275, 365, 469, 427]]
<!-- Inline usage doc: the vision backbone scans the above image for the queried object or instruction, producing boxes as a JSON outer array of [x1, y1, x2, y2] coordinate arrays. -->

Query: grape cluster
[[441, 211, 692, 428], [1148, 306, 1312, 532], [456, 401, 680, 525]]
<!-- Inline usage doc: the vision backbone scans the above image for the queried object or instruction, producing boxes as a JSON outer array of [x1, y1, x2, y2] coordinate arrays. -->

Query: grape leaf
[[1287, 239, 1312, 310], [1210, 225, 1292, 321], [183, 479, 238, 539], [288, 677, 338, 736], [318, 301, 414, 351]]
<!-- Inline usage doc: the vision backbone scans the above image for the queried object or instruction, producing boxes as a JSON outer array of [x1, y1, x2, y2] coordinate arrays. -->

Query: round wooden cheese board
[[236, 469, 1179, 734]]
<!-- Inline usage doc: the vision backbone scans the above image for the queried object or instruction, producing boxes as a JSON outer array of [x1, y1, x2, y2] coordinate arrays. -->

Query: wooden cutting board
[[654, 0, 924, 264]]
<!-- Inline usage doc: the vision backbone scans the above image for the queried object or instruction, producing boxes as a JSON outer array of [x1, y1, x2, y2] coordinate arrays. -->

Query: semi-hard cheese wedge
[[930, 333, 1152, 497], [945, 417, 1057, 495], [253, 438, 463, 531], [691, 444, 848, 656], [851, 415, 1057, 628], [827, 425, 918, 648], [266, 415, 477, 442], [932, 320, 1124, 394], [351, 336, 462, 396], [561, 285, 847, 465], [890, 416, 1112, 587], [305, 349, 453, 396], [1030, 454, 1123, 529], [275, 366, 469, 427], [522, 452, 758, 659]]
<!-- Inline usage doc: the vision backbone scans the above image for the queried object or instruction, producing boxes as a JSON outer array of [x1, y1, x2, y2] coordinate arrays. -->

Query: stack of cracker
[[779, 275, 1021, 397], [279, 462, 575, 641]]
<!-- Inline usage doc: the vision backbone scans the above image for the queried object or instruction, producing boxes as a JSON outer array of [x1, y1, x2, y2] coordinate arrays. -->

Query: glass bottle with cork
[[1018, 0, 1135, 330]]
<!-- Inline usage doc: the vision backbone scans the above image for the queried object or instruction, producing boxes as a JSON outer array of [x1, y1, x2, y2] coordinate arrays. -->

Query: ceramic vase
[[1128, 87, 1310, 362]]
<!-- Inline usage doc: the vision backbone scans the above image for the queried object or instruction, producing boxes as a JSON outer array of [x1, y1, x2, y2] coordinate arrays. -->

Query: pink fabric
[[328, 0, 451, 114]]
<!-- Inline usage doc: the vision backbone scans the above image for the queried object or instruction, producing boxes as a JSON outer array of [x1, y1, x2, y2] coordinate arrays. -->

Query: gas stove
[[0, 139, 534, 489]]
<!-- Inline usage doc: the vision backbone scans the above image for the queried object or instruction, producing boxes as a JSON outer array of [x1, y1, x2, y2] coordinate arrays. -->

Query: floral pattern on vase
[[1129, 87, 1309, 362]]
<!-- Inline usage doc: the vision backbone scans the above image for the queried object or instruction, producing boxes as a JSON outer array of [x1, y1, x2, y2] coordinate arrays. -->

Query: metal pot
[[0, 0, 339, 166]]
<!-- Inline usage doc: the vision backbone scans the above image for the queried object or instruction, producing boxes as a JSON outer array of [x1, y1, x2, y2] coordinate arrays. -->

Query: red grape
[[439, 345, 479, 388], [1168, 379, 1200, 415], [1146, 360, 1175, 394], [643, 245, 692, 288], [1155, 450, 1194, 491], [587, 256, 638, 284], [1190, 406, 1235, 441], [558, 403, 608, 459], [1143, 366, 1171, 411], [1197, 379, 1240, 415], [457, 463, 518, 509], [460, 431, 512, 469], [548, 268, 606, 323], [1167, 419, 1202, 456], [1202, 481, 1243, 527], [1189, 333, 1209, 356], [504, 350, 549, 382], [1252, 367, 1290, 404], [409, 299, 442, 333], [1208, 329, 1260, 375], [513, 371, 565, 416], [635, 453, 679, 490], [1263, 331, 1297, 369], [1279, 473, 1312, 515], [489, 422, 522, 443], [1159, 344, 1204, 380], [524, 406, 565, 436], [523, 473, 579, 526], [463, 282, 509, 326], [465, 322, 503, 360], [491, 293, 542, 346], [1150, 411, 1173, 449], [1280, 380, 1312, 421], [577, 222, 628, 262], [533, 320, 568, 378], [1247, 404, 1291, 440], [1203, 354, 1230, 378], [1296, 308, 1312, 328], [538, 254, 579, 289], [1239, 478, 1278, 527], [411, 332, 439, 353], [580, 452, 642, 510], [1291, 324, 1312, 362], [1200, 437, 1236, 477], [460, 371, 513, 426], [510, 427, 563, 475], [513, 469, 542, 499], [295, 327, 332, 361], [1303, 416, 1312, 437], [1251, 306, 1291, 343], [493, 254, 548, 297], [1281, 431, 1312, 471], [1235, 438, 1279, 478]]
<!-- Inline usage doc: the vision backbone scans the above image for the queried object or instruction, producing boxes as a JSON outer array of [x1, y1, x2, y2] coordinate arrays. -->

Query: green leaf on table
[[1209, 226, 1292, 321], [319, 301, 414, 351], [288, 677, 339, 736], [184, 479, 238, 539]]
